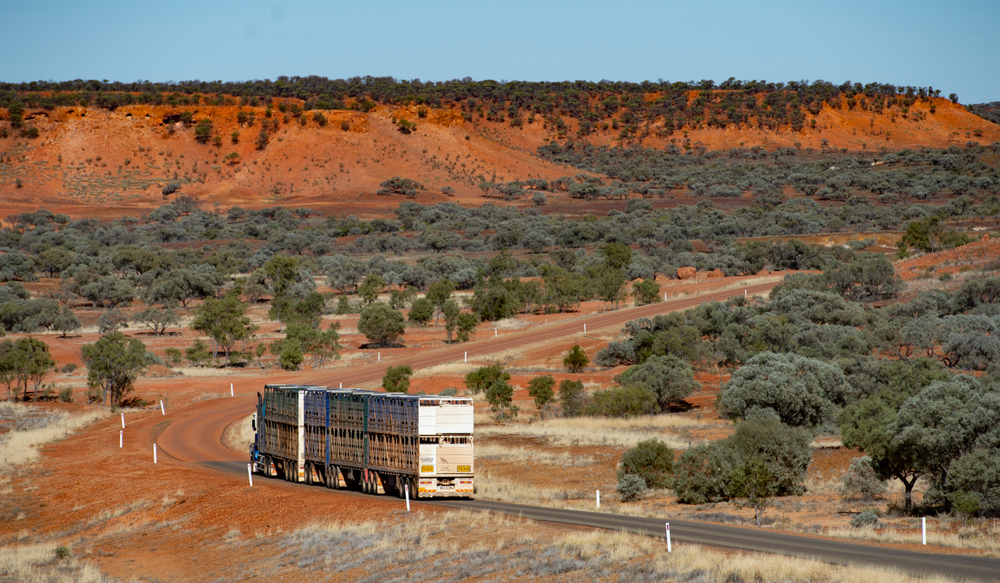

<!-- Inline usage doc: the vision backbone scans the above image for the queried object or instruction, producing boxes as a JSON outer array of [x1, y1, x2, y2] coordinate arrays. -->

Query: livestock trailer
[[251, 384, 474, 498]]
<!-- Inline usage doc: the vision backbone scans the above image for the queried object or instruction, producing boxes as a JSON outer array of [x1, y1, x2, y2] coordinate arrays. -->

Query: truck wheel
[[263, 456, 272, 478], [410, 477, 419, 500], [305, 463, 313, 485]]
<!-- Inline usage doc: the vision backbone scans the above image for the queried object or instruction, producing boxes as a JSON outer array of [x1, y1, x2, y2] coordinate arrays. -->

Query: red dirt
[[895, 233, 1000, 281], [2, 97, 997, 221]]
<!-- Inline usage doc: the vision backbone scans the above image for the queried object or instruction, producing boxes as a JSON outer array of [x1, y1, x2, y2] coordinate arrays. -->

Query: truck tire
[[305, 463, 313, 485], [410, 477, 419, 500]]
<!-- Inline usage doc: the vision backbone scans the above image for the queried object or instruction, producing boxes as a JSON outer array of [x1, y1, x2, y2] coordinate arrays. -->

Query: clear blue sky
[[2, 0, 998, 103]]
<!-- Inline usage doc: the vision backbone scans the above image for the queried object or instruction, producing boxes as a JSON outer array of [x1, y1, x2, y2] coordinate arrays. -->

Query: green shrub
[[617, 473, 647, 502], [383, 365, 413, 393], [165, 347, 183, 367], [440, 387, 458, 396], [632, 278, 661, 305], [357, 303, 406, 346], [55, 546, 71, 559], [185, 339, 211, 365], [58, 387, 73, 403], [586, 386, 657, 417], [617, 438, 674, 489], [465, 363, 509, 395], [673, 417, 812, 504], [59, 363, 77, 374], [563, 344, 589, 373], [558, 379, 587, 417], [945, 449, 1000, 517], [841, 456, 887, 500], [527, 375, 555, 418], [726, 417, 812, 496], [274, 338, 304, 371], [718, 351, 848, 427], [850, 509, 881, 528], [408, 297, 434, 326], [616, 354, 698, 411], [672, 443, 737, 504]]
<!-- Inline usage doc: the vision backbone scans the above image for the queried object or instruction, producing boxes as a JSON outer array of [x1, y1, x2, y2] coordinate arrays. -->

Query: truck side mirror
[[251, 413, 257, 432]]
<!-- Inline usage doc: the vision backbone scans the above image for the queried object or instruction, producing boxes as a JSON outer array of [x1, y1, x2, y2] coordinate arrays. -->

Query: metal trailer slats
[[259, 384, 473, 496], [367, 393, 419, 474], [261, 385, 313, 481]]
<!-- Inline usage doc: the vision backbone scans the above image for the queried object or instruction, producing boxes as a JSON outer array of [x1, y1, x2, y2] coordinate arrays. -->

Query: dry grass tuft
[[474, 470, 584, 507], [267, 509, 964, 583], [0, 543, 112, 582], [475, 443, 596, 466], [826, 522, 1000, 555], [478, 414, 716, 448], [0, 402, 106, 470], [660, 543, 959, 583], [222, 414, 255, 453]]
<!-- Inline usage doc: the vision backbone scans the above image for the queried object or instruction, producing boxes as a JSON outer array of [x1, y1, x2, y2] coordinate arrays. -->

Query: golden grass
[[474, 469, 581, 507], [0, 403, 106, 470], [276, 509, 963, 583], [826, 521, 1000, 555], [475, 443, 596, 466], [85, 499, 151, 527], [804, 476, 845, 495], [477, 414, 716, 448], [221, 414, 254, 453], [412, 361, 478, 376], [811, 436, 844, 448], [659, 543, 959, 583], [0, 543, 109, 583]]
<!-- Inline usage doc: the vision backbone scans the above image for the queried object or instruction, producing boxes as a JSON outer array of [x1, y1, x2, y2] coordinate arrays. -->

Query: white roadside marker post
[[160, 400, 165, 415], [231, 383, 234, 397], [664, 292, 667, 301], [464, 351, 467, 363], [247, 463, 253, 487], [666, 523, 672, 552], [405, 484, 410, 512], [596, 490, 600, 509], [339, 382, 342, 389], [378, 352, 381, 362], [153, 444, 157, 464], [121, 412, 125, 428], [584, 323, 586, 334], [494, 328, 497, 337], [119, 430, 123, 448], [922, 517, 927, 545]]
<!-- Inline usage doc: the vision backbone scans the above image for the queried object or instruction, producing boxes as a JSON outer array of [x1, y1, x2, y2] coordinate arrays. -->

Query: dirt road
[[159, 281, 774, 464]]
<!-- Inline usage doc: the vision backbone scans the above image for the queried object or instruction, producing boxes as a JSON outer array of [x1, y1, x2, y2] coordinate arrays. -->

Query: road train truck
[[250, 384, 474, 498]]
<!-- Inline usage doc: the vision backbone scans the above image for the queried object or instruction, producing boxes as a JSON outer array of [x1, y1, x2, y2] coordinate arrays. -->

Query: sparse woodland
[[2, 79, 1000, 568]]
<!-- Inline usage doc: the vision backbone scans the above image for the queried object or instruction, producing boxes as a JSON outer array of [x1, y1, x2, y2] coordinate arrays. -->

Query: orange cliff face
[[0, 96, 997, 219]]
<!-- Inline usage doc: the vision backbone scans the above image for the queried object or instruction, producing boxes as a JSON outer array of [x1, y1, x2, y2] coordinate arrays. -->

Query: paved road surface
[[155, 282, 1000, 582]]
